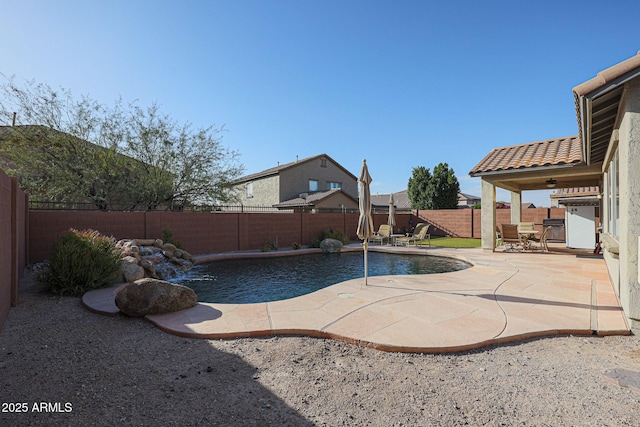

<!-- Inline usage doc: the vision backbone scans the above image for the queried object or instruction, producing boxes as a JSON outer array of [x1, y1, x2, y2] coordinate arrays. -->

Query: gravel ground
[[2, 267, 640, 426]]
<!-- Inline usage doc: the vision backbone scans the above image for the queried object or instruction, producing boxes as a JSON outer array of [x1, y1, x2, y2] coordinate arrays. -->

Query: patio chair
[[501, 224, 523, 251], [370, 224, 391, 245], [496, 226, 503, 247], [396, 223, 430, 247], [530, 226, 551, 252]]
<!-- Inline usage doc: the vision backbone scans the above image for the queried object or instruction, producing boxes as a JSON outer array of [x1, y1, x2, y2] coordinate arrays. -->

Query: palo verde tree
[[0, 76, 244, 209], [407, 162, 460, 210]]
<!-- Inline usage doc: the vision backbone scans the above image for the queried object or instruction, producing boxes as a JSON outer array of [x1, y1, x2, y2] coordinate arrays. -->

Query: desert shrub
[[323, 229, 350, 245], [260, 237, 278, 252], [162, 226, 183, 249], [308, 238, 321, 248], [292, 242, 301, 250], [38, 229, 123, 296]]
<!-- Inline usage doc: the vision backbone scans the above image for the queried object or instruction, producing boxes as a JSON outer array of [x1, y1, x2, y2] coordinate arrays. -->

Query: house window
[[246, 182, 253, 198], [309, 179, 319, 192], [327, 181, 341, 190], [320, 159, 327, 168]]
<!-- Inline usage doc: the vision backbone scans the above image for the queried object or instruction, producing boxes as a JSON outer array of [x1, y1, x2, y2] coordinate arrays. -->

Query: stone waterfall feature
[[116, 238, 195, 282]]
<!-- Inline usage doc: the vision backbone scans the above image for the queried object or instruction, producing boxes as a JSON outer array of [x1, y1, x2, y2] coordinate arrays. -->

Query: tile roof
[[274, 188, 348, 207], [469, 136, 583, 176], [232, 153, 357, 184]]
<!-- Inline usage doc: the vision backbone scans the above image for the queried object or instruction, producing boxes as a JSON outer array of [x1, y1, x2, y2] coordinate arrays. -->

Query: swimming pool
[[174, 251, 471, 304]]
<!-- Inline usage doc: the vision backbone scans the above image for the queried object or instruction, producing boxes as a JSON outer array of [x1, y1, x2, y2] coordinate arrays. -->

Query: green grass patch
[[426, 236, 481, 248]]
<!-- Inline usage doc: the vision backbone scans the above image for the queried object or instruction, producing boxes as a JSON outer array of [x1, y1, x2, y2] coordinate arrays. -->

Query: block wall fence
[[0, 170, 27, 332], [27, 207, 565, 263]]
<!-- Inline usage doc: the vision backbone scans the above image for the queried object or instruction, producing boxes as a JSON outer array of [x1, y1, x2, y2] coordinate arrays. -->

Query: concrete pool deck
[[82, 245, 631, 353]]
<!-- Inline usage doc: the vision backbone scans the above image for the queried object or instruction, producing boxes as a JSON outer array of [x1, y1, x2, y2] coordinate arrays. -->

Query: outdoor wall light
[[545, 178, 557, 188]]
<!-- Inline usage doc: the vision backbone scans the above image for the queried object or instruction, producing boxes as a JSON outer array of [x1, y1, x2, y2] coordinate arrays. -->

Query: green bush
[[323, 229, 350, 245], [260, 237, 278, 252], [162, 226, 183, 249], [38, 229, 123, 296]]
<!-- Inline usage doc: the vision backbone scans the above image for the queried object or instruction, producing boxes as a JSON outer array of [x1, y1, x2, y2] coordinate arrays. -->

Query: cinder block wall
[[0, 171, 27, 332]]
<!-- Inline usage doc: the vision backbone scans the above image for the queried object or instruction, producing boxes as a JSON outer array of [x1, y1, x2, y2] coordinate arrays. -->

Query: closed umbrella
[[388, 193, 396, 234], [356, 159, 374, 285]]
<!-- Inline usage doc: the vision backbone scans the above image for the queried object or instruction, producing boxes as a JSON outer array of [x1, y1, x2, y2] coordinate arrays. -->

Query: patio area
[[83, 244, 631, 353]]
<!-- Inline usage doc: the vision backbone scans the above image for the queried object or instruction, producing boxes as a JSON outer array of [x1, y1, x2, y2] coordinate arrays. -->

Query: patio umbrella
[[388, 193, 396, 233], [356, 159, 374, 285]]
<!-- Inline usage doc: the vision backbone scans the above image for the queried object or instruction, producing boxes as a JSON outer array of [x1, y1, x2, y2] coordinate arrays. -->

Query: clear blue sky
[[2, 0, 639, 207]]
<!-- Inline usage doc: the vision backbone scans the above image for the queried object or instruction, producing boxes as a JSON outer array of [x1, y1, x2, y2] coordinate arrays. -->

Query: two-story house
[[230, 154, 359, 212]]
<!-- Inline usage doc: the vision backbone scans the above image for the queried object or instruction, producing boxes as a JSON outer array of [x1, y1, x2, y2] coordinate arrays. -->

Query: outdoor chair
[[370, 224, 391, 245], [530, 226, 551, 252], [518, 222, 535, 235], [501, 224, 523, 251], [496, 225, 503, 247], [396, 223, 430, 247]]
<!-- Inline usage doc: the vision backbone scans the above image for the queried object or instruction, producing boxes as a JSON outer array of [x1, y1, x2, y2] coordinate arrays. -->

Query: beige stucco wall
[[616, 79, 640, 328], [235, 175, 280, 207]]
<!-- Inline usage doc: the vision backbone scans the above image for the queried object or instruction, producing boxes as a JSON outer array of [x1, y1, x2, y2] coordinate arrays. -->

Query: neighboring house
[[370, 190, 411, 213], [0, 125, 161, 209], [470, 52, 640, 330], [230, 154, 359, 211], [458, 192, 480, 208], [373, 190, 482, 211]]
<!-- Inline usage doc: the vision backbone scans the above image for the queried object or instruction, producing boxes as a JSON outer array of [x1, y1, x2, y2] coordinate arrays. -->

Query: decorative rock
[[115, 278, 198, 317], [116, 238, 194, 282], [181, 250, 194, 262], [140, 259, 159, 279], [122, 257, 145, 282], [135, 239, 156, 246], [320, 238, 343, 253], [162, 242, 177, 259]]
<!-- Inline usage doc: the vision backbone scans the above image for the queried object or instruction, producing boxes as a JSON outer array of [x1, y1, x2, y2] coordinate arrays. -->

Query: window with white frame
[[327, 181, 342, 190], [246, 182, 253, 198], [605, 148, 619, 238]]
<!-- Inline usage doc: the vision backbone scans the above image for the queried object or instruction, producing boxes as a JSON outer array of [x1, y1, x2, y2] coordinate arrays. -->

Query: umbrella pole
[[364, 239, 368, 286]]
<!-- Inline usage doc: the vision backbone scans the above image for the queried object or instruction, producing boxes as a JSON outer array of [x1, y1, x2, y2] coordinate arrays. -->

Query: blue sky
[[2, 0, 640, 207]]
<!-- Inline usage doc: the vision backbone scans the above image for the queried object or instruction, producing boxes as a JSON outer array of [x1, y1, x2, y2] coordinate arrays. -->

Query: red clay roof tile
[[470, 136, 583, 175]]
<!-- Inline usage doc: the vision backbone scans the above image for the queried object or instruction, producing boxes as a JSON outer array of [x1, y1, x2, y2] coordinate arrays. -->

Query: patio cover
[[469, 135, 601, 192]]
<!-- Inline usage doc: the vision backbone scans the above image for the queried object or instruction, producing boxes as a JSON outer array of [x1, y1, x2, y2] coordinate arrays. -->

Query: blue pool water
[[174, 251, 471, 304]]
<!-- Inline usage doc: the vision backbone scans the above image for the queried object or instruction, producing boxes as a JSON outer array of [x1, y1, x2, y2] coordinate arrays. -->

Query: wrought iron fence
[[29, 200, 387, 214]]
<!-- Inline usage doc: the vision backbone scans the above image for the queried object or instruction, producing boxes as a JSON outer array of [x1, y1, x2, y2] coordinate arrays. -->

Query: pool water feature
[[174, 251, 471, 304]]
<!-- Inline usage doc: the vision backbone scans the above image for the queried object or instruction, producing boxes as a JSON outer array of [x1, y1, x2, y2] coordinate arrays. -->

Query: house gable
[[230, 153, 358, 207]]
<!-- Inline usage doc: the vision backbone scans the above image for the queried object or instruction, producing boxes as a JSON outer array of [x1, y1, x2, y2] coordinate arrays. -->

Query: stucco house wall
[[235, 175, 279, 207], [278, 157, 358, 202], [230, 154, 358, 209], [611, 78, 640, 325]]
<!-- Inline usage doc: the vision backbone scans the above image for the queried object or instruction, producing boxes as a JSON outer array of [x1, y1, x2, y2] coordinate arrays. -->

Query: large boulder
[[115, 278, 198, 317], [320, 238, 343, 253]]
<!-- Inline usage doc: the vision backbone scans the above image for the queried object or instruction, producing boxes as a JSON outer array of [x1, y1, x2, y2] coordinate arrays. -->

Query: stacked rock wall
[[116, 238, 194, 282]]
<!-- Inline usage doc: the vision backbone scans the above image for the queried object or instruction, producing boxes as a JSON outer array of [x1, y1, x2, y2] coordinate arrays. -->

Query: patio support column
[[510, 191, 522, 224], [481, 178, 496, 250]]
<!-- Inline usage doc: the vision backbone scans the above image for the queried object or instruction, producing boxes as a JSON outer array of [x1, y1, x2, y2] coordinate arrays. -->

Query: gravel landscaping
[[1, 266, 640, 426]]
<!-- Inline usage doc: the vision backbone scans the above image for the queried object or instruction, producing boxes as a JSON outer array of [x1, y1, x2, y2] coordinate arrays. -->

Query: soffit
[[573, 52, 640, 165]]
